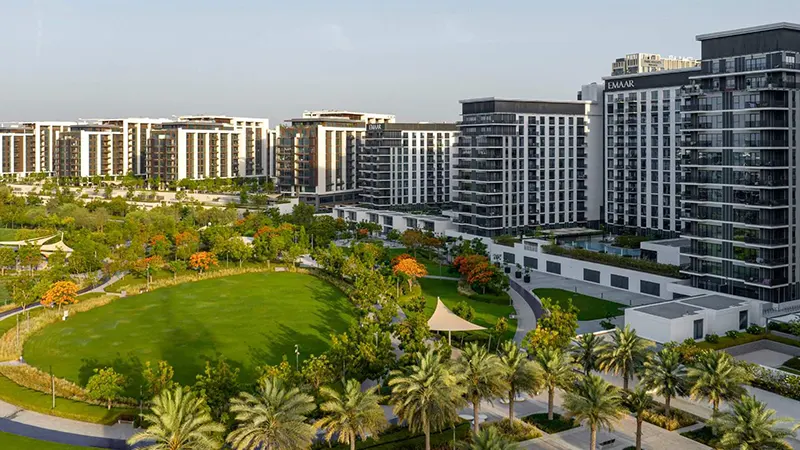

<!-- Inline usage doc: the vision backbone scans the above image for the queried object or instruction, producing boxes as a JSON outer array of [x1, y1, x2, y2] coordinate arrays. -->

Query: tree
[[687, 350, 751, 413], [625, 387, 654, 450], [284, 244, 303, 271], [639, 347, 687, 417], [454, 343, 507, 434], [386, 229, 401, 242], [389, 350, 465, 450], [227, 377, 316, 450], [86, 367, 126, 410], [597, 325, 653, 391], [572, 333, 601, 376], [194, 358, 240, 427], [400, 229, 425, 257], [227, 238, 252, 268], [128, 386, 224, 450], [149, 234, 172, 259], [464, 427, 519, 450], [392, 257, 427, 288], [532, 347, 576, 421], [143, 360, 175, 398], [300, 354, 335, 392], [708, 395, 796, 450], [189, 251, 218, 274], [523, 298, 578, 353], [315, 379, 388, 450], [175, 230, 200, 260], [18, 243, 41, 273], [452, 301, 475, 321], [492, 317, 509, 349], [132, 255, 164, 290], [0, 247, 15, 275], [40, 280, 79, 311], [498, 340, 542, 422], [563, 374, 625, 450], [163, 259, 187, 281], [465, 261, 496, 294]]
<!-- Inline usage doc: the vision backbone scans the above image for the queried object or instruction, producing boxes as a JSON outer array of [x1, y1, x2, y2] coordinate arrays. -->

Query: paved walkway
[[84, 272, 126, 294], [521, 271, 664, 308]]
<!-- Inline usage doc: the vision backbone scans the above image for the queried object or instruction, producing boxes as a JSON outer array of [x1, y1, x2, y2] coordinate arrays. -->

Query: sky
[[1, 0, 797, 124]]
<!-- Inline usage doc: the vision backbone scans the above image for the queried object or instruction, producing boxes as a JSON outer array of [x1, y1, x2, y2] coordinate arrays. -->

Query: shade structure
[[427, 297, 486, 344]]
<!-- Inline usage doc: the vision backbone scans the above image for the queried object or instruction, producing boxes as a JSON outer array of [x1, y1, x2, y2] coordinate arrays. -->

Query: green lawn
[[533, 288, 627, 321], [0, 276, 12, 305], [419, 278, 516, 341], [24, 272, 356, 396], [0, 431, 95, 449], [0, 375, 134, 425], [0, 307, 45, 335], [0, 228, 19, 241]]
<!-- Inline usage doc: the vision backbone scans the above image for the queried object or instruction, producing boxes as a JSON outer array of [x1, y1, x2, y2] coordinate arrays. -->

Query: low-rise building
[[332, 205, 455, 235]]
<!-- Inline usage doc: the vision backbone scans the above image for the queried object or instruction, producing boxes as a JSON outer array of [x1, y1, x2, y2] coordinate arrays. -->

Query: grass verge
[[522, 413, 579, 434], [533, 288, 627, 321], [0, 431, 94, 450]]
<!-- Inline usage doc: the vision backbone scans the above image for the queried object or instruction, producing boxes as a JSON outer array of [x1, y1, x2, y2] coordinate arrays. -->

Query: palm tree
[[639, 347, 687, 417], [454, 342, 507, 434], [571, 333, 601, 376], [532, 347, 576, 421], [389, 349, 465, 450], [688, 350, 751, 413], [708, 395, 795, 450], [460, 427, 519, 450], [128, 386, 224, 450], [625, 387, 654, 450], [563, 374, 625, 450], [315, 379, 388, 450], [498, 340, 542, 422], [227, 377, 316, 450], [597, 325, 653, 391]]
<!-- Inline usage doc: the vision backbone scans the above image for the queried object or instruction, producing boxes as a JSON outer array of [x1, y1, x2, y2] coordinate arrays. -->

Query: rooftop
[[643, 238, 690, 248], [636, 302, 702, 319], [681, 294, 747, 311], [696, 22, 800, 41]]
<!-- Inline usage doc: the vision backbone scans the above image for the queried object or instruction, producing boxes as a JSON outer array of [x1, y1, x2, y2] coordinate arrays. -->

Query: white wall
[[624, 309, 673, 343]]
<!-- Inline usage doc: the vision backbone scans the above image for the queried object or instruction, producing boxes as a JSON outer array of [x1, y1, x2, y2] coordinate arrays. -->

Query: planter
[[515, 271, 522, 279], [504, 266, 511, 274], [523, 275, 531, 283]]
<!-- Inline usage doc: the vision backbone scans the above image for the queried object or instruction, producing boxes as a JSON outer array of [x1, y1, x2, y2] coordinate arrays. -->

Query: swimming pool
[[565, 240, 641, 257]]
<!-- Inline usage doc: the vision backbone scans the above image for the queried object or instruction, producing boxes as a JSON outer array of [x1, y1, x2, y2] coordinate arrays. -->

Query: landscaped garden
[[23, 272, 355, 395], [533, 288, 627, 321], [0, 431, 92, 450]]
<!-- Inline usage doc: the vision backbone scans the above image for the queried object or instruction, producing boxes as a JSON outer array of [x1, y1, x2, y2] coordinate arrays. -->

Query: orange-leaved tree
[[41, 280, 79, 311], [391, 253, 413, 266], [174, 230, 200, 260], [132, 255, 164, 290], [188, 251, 218, 274], [467, 260, 495, 293], [452, 254, 489, 278], [393, 257, 428, 288]]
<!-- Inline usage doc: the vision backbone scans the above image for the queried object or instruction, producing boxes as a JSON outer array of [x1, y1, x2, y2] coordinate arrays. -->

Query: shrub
[[725, 330, 741, 339], [704, 333, 719, 343], [783, 357, 800, 372], [542, 244, 684, 278], [639, 406, 699, 431], [599, 319, 616, 330], [747, 324, 765, 335], [739, 361, 800, 401], [522, 413, 579, 434], [681, 426, 719, 448], [485, 418, 542, 442]]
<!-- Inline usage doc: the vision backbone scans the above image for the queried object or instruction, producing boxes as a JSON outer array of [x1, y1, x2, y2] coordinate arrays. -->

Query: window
[[584, 268, 600, 283], [610, 274, 629, 290], [524, 256, 538, 269], [546, 261, 561, 274], [640, 280, 661, 296], [694, 319, 704, 340], [739, 310, 748, 330], [503, 252, 515, 264]]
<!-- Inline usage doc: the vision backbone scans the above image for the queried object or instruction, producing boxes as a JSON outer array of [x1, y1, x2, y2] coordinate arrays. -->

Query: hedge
[[542, 245, 685, 278], [311, 422, 471, 449]]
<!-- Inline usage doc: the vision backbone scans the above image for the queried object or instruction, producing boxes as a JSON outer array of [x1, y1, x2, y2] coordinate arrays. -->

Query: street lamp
[[294, 344, 300, 371]]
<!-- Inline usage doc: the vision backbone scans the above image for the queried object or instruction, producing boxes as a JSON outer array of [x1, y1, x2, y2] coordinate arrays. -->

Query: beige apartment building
[[611, 53, 699, 76], [0, 125, 35, 176], [147, 121, 242, 182], [54, 124, 125, 178], [98, 118, 168, 176]]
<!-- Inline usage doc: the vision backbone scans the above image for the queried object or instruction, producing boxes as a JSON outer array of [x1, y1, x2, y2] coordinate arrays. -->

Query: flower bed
[[739, 361, 800, 401]]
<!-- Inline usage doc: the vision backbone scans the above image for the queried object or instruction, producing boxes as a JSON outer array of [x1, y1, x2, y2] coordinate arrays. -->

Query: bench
[[598, 438, 616, 449]]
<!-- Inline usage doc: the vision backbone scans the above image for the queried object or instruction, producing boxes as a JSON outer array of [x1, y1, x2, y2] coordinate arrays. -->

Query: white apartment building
[[147, 121, 242, 182], [0, 125, 35, 176], [603, 68, 699, 238], [358, 122, 457, 209], [98, 118, 168, 176], [452, 92, 603, 237], [26, 122, 75, 174], [54, 124, 124, 177], [179, 115, 273, 178], [612, 53, 699, 76], [277, 111, 395, 208]]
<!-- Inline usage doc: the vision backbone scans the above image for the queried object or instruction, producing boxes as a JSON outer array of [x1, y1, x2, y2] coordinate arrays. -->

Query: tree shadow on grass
[[78, 353, 144, 398]]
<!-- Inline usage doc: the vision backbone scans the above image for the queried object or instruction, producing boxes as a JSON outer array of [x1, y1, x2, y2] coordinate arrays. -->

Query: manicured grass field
[[0, 228, 19, 241], [533, 288, 627, 321], [0, 277, 11, 305], [0, 307, 45, 335], [419, 278, 516, 340], [0, 431, 94, 449], [24, 272, 355, 396]]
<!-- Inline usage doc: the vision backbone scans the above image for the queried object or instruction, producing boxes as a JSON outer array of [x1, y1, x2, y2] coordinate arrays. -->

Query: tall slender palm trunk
[[590, 424, 597, 450], [635, 418, 643, 450], [473, 396, 480, 434], [664, 395, 671, 418], [548, 387, 555, 420], [508, 391, 515, 422]]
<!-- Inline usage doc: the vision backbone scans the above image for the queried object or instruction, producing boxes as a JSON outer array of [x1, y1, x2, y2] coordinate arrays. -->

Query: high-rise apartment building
[[358, 122, 457, 209], [179, 116, 273, 178], [54, 124, 125, 178], [0, 125, 35, 176], [680, 22, 800, 303], [452, 94, 603, 237], [277, 111, 394, 208], [97, 118, 168, 176], [602, 68, 698, 237], [25, 122, 75, 174], [147, 121, 242, 182], [612, 53, 699, 76]]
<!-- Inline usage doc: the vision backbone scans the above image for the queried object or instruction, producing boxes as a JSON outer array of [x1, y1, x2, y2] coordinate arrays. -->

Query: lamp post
[[294, 345, 300, 371]]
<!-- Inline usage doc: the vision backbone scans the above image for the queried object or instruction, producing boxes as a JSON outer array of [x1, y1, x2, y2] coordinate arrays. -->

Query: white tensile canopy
[[427, 297, 486, 344]]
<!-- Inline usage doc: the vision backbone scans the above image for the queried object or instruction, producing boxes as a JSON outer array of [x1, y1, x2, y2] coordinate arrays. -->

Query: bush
[[725, 330, 741, 339], [681, 426, 720, 448], [739, 361, 800, 401], [768, 320, 800, 337], [704, 333, 719, 343], [639, 406, 699, 431], [783, 357, 800, 372], [485, 418, 542, 442], [522, 413, 579, 434], [599, 319, 616, 330], [542, 244, 684, 278], [747, 324, 765, 335], [614, 234, 651, 249]]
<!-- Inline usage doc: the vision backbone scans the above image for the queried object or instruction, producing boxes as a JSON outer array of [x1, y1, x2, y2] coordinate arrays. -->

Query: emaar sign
[[606, 79, 635, 90]]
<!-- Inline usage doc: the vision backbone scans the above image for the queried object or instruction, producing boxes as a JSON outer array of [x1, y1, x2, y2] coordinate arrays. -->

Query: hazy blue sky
[[1, 0, 796, 123]]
